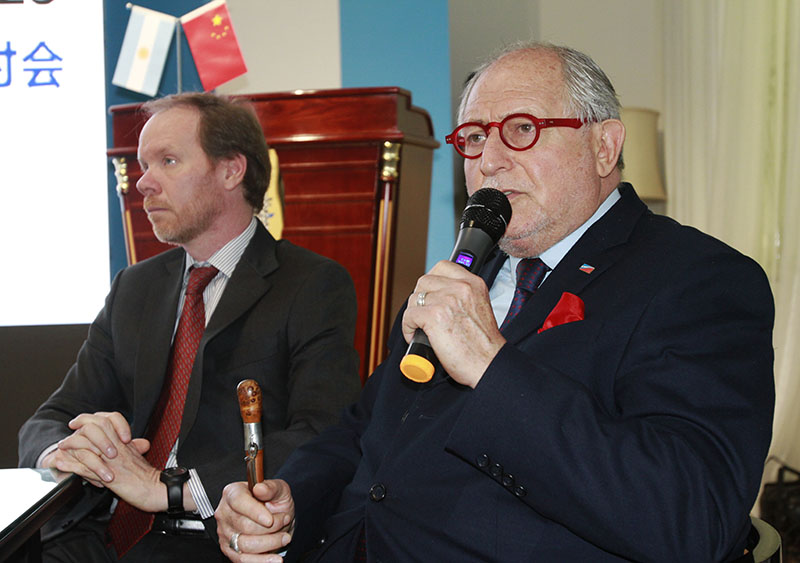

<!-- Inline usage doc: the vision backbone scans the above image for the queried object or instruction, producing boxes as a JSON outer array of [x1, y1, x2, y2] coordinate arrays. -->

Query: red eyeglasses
[[445, 113, 585, 159]]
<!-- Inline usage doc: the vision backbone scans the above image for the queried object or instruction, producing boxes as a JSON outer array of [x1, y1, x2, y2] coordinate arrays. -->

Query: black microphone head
[[460, 188, 512, 243]]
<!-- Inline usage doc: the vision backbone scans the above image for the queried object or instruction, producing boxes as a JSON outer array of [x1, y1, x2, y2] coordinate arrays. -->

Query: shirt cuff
[[35, 443, 59, 468], [188, 468, 214, 519]]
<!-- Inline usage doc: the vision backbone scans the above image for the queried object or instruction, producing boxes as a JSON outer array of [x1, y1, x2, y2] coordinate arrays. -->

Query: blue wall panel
[[339, 0, 455, 269]]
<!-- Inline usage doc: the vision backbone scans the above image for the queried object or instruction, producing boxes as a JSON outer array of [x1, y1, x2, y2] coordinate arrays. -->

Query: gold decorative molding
[[111, 157, 130, 195], [380, 141, 401, 182]]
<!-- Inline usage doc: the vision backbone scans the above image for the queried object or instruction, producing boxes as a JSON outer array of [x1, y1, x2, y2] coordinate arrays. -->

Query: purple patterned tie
[[499, 258, 548, 333], [107, 265, 218, 557]]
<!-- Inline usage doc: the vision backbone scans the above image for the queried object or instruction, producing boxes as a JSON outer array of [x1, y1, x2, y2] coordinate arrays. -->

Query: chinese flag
[[180, 0, 247, 91]]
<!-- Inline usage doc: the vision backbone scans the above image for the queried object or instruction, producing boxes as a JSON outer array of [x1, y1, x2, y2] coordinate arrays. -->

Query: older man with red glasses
[[215, 41, 774, 562]]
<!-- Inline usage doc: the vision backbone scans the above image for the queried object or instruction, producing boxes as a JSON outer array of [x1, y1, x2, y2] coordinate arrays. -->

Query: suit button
[[476, 454, 490, 468], [369, 483, 386, 502], [502, 473, 514, 487], [513, 485, 527, 498], [490, 463, 503, 478]]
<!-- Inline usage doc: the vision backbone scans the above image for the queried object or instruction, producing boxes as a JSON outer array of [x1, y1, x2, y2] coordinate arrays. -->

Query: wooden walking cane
[[237, 379, 264, 491]]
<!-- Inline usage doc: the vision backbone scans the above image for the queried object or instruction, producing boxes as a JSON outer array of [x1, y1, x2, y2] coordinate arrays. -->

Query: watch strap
[[161, 467, 190, 515]]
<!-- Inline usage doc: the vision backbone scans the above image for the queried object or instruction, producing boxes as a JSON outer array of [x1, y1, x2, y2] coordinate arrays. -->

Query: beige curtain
[[663, 0, 800, 494]]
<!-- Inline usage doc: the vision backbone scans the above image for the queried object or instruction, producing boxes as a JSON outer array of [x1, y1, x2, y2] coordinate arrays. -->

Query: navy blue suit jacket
[[279, 184, 774, 562]]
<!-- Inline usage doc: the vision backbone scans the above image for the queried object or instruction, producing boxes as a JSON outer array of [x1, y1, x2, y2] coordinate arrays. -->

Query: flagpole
[[176, 21, 182, 94]]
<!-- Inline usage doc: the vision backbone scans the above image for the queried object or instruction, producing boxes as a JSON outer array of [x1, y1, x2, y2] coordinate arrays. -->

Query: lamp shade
[[619, 107, 666, 201]]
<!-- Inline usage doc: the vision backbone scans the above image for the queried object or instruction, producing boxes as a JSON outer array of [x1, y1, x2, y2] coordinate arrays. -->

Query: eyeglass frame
[[445, 113, 585, 159]]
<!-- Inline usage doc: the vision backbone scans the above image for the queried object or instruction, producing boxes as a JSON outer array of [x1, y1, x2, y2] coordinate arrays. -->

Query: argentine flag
[[112, 6, 176, 96]]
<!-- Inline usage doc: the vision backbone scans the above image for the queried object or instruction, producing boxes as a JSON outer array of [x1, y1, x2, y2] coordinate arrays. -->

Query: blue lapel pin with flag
[[112, 5, 176, 96], [579, 263, 595, 274]]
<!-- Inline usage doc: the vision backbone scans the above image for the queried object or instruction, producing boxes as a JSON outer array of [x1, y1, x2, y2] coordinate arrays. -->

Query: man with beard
[[18, 93, 361, 562], [214, 42, 775, 562]]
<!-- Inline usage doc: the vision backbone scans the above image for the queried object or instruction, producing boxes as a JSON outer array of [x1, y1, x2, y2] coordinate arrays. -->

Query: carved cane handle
[[237, 379, 262, 423]]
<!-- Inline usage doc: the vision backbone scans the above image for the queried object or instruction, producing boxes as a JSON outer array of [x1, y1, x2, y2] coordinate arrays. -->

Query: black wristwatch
[[160, 466, 190, 516]]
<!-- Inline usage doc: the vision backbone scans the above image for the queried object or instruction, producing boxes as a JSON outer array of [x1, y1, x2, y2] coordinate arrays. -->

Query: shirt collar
[[508, 186, 621, 274], [183, 217, 258, 278]]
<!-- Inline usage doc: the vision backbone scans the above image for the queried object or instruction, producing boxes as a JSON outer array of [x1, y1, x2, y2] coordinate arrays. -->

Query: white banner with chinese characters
[[0, 0, 109, 325]]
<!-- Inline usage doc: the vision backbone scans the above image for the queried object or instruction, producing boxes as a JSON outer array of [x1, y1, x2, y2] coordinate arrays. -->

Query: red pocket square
[[538, 292, 585, 333]]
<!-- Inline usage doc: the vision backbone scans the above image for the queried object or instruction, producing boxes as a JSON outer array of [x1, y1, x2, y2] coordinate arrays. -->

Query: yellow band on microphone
[[400, 354, 435, 383]]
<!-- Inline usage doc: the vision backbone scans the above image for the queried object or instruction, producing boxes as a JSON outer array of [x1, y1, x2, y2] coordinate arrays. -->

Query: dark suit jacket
[[18, 222, 361, 543], [279, 185, 775, 562]]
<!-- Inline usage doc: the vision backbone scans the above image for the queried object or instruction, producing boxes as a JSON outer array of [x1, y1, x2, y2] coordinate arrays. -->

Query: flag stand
[[176, 24, 182, 94]]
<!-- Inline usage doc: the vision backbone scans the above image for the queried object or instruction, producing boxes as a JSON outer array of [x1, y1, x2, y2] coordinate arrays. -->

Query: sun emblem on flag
[[137, 46, 150, 60], [210, 12, 229, 39]]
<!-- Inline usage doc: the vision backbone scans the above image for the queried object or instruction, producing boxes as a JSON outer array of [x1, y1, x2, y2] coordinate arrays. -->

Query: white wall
[[538, 0, 663, 112], [219, 0, 342, 94], [449, 0, 663, 124], [221, 0, 663, 121], [449, 0, 540, 119], [448, 0, 541, 216], [538, 0, 666, 213]]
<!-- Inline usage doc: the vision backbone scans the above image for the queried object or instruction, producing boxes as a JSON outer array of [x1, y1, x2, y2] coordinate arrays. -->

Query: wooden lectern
[[108, 87, 439, 382]]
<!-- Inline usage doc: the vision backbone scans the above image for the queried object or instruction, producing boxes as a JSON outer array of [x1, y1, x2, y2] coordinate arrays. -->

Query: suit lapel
[[480, 247, 508, 288], [203, 224, 278, 339], [502, 184, 648, 343], [179, 223, 279, 442]]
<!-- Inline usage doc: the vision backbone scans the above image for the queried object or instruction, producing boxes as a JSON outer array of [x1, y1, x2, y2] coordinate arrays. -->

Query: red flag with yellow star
[[180, 0, 247, 91]]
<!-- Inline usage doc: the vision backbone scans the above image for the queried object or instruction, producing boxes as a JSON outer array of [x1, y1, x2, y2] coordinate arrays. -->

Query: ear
[[593, 119, 625, 178], [219, 153, 247, 191]]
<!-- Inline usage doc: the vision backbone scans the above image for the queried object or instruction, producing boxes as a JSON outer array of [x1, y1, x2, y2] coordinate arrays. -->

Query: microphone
[[237, 379, 264, 491], [399, 187, 512, 383]]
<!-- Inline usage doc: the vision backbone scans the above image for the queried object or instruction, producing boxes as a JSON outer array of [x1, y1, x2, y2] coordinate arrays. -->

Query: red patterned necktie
[[107, 265, 218, 557], [499, 258, 548, 333]]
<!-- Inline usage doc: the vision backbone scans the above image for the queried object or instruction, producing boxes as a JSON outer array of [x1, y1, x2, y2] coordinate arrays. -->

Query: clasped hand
[[43, 411, 164, 512], [402, 260, 506, 388], [215, 479, 295, 562]]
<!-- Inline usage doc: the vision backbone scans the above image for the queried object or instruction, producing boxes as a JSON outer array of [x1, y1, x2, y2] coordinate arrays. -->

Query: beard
[[147, 193, 222, 246], [491, 190, 553, 258], [499, 225, 547, 257], [499, 207, 579, 259], [480, 179, 591, 259]]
